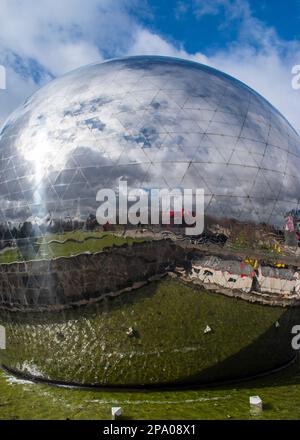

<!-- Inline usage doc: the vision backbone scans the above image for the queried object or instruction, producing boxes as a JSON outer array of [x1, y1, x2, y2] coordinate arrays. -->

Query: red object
[[168, 209, 185, 225]]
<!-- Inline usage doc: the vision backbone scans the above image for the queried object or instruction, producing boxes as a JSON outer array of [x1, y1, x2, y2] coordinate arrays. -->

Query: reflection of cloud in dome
[[0, 55, 300, 226]]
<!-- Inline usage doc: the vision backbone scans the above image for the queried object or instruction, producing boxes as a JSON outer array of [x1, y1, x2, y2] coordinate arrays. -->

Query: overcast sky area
[[0, 0, 300, 132]]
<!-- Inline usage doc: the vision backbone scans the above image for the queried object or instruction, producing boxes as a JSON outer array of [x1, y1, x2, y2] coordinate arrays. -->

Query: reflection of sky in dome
[[0, 55, 300, 227]]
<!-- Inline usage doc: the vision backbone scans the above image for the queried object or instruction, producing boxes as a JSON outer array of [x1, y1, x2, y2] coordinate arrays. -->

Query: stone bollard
[[249, 396, 263, 410], [0, 325, 5, 350], [204, 325, 212, 334], [111, 407, 122, 420]]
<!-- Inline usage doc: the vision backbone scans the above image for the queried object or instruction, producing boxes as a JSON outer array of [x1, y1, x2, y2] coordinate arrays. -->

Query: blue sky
[[142, 0, 300, 53], [1, 0, 300, 131]]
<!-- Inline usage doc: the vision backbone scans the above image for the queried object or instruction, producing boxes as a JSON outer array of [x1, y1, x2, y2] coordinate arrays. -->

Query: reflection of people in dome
[[284, 212, 298, 247]]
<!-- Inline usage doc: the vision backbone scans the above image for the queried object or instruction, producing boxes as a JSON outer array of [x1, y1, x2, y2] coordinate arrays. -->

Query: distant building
[[190, 255, 300, 298], [190, 256, 255, 293], [258, 266, 300, 297]]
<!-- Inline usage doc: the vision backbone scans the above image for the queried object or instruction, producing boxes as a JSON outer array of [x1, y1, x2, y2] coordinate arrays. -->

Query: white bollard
[[249, 396, 263, 409], [0, 325, 5, 350], [204, 325, 212, 334], [111, 407, 122, 420]]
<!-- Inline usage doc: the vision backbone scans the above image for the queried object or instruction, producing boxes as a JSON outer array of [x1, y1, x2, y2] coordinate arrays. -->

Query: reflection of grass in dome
[[36, 230, 110, 243], [228, 233, 284, 257], [0, 232, 147, 264], [37, 234, 147, 259], [0, 278, 292, 388], [0, 278, 299, 418], [0, 248, 21, 264]]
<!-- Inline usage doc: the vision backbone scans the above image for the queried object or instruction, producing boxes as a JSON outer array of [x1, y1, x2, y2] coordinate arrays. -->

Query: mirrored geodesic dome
[[0, 56, 300, 387], [0, 55, 300, 233]]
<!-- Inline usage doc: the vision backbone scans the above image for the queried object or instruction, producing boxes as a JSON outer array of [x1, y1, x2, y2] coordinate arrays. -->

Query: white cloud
[[196, 0, 300, 134], [193, 0, 234, 18], [0, 0, 145, 76], [127, 28, 209, 64], [176, 0, 250, 21], [0, 65, 38, 126], [0, 0, 143, 125]]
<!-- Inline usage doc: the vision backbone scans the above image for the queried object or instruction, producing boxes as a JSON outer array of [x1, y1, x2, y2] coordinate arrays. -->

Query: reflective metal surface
[[0, 55, 299, 232], [0, 56, 299, 387]]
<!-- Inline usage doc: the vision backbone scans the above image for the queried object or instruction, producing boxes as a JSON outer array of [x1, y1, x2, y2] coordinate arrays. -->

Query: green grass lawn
[[0, 279, 300, 419], [1, 360, 300, 419]]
